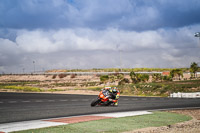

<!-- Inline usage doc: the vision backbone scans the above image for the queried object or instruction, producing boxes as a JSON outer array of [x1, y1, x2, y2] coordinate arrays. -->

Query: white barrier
[[170, 92, 200, 98]]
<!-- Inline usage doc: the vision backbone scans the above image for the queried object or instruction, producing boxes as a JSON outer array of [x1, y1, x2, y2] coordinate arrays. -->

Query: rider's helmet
[[112, 87, 118, 94]]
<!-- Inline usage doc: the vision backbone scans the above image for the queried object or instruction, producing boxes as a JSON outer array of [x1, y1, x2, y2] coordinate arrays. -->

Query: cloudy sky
[[0, 0, 200, 73]]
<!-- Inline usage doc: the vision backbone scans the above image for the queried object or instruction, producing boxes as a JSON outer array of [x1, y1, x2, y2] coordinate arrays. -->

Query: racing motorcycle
[[91, 89, 118, 106]]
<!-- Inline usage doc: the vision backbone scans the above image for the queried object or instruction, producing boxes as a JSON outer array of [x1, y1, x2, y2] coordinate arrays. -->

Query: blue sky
[[0, 0, 200, 73]]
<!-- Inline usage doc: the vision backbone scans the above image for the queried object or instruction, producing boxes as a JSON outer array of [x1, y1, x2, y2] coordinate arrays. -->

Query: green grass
[[12, 111, 192, 133], [53, 82, 77, 87], [0, 81, 39, 86], [175, 79, 200, 83], [0, 81, 42, 92], [1, 86, 42, 92], [81, 86, 102, 91], [47, 88, 65, 92]]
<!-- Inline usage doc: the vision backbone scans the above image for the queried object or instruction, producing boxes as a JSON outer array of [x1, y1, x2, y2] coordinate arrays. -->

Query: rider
[[102, 87, 120, 106], [108, 87, 120, 106]]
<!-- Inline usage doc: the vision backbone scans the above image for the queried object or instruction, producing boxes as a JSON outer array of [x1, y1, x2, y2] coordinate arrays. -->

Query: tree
[[130, 71, 149, 83], [170, 69, 183, 80], [190, 62, 198, 78], [176, 69, 183, 80], [152, 74, 162, 82], [130, 71, 138, 83], [140, 74, 149, 82]]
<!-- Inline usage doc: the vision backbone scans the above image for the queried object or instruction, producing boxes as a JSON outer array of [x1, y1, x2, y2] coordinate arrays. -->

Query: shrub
[[52, 74, 57, 79], [118, 84, 134, 95], [118, 78, 130, 85], [100, 75, 109, 83], [108, 75, 116, 83], [70, 74, 77, 78], [162, 76, 172, 81], [58, 74, 67, 78], [117, 74, 124, 80]]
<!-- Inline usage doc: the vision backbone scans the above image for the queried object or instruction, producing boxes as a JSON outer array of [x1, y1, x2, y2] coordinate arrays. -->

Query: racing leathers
[[108, 89, 120, 106]]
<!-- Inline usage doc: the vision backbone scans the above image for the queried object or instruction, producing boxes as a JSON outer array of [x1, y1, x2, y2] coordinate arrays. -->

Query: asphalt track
[[0, 92, 200, 124]]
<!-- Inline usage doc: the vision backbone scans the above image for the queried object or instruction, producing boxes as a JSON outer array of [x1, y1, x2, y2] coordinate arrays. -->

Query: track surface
[[0, 92, 200, 124]]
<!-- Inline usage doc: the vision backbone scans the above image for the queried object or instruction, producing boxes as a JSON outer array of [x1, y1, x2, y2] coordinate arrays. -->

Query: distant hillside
[[46, 69, 67, 73], [46, 68, 190, 73]]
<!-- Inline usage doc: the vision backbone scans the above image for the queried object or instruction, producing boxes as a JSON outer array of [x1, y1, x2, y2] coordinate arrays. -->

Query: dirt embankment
[[0, 74, 103, 90]]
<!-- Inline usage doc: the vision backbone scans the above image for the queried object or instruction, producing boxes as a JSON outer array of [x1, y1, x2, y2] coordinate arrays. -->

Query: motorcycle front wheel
[[91, 99, 101, 107]]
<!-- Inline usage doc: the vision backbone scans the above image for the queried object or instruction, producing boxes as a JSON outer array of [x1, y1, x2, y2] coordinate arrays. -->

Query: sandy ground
[[125, 109, 200, 133]]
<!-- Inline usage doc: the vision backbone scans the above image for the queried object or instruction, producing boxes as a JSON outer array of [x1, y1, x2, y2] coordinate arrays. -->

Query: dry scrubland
[[0, 74, 102, 95], [0, 74, 200, 97]]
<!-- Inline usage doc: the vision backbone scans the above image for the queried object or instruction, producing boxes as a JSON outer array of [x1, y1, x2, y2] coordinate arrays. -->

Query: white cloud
[[16, 30, 60, 53], [0, 38, 18, 53], [0, 38, 21, 70], [1, 0, 200, 73], [12, 25, 200, 55], [14, 28, 169, 54], [1, 24, 200, 73]]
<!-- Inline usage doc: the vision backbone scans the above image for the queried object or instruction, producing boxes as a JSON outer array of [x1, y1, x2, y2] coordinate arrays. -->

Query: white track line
[[0, 120, 66, 133], [92, 111, 152, 118], [59, 100, 68, 102]]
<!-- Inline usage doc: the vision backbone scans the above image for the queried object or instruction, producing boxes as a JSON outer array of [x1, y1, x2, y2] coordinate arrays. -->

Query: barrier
[[170, 92, 200, 98]]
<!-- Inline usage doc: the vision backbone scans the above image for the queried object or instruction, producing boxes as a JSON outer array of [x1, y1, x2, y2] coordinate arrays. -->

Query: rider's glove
[[109, 99, 113, 102]]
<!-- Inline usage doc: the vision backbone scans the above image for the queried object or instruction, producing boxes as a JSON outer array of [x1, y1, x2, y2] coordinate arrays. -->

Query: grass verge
[[12, 111, 192, 133], [1, 86, 42, 92]]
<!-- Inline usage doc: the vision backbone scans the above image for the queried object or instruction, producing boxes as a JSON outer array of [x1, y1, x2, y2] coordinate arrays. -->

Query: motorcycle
[[91, 89, 118, 107]]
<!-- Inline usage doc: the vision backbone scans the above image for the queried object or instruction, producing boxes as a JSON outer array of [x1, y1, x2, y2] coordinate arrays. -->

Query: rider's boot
[[114, 101, 118, 106]]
